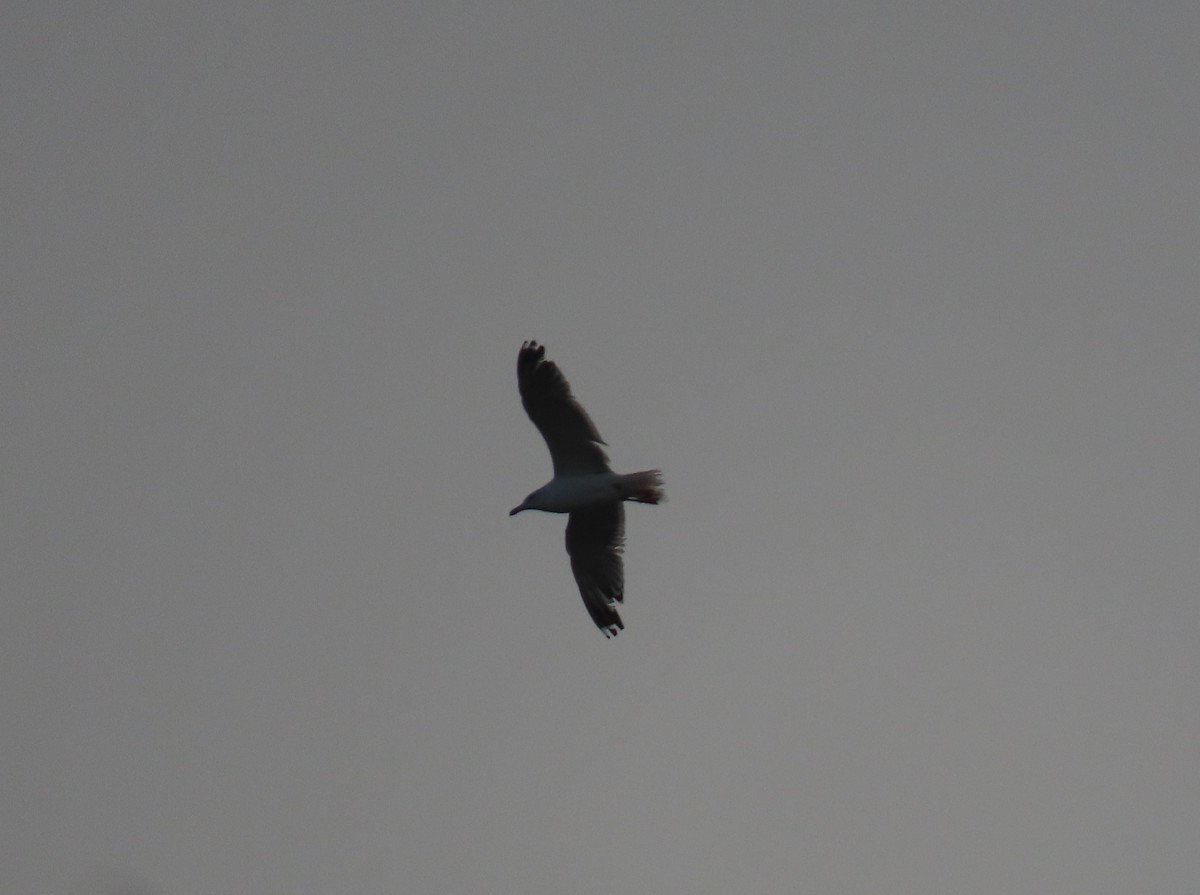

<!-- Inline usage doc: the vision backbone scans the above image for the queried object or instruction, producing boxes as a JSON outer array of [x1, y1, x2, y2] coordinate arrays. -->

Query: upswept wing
[[517, 341, 611, 475], [565, 503, 626, 637]]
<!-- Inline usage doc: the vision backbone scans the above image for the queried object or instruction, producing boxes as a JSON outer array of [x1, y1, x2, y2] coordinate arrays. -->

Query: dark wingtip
[[517, 340, 546, 374], [601, 611, 626, 638]]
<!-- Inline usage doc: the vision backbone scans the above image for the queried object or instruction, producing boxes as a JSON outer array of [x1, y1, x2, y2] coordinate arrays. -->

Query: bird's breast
[[535, 474, 621, 512]]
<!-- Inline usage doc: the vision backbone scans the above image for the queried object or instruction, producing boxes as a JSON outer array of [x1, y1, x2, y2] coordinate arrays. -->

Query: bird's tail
[[619, 470, 665, 505]]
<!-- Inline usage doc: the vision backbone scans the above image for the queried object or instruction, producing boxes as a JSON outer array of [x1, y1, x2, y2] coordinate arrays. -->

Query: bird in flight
[[510, 341, 664, 637]]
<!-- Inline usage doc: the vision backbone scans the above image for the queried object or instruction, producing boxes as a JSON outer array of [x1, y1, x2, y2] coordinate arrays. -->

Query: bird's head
[[509, 494, 533, 515]]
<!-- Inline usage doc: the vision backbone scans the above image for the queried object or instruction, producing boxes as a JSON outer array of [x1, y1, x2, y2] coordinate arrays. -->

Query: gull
[[509, 341, 664, 637]]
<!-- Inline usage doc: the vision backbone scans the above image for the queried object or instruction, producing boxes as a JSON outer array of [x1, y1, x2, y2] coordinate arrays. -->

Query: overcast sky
[[3, 3, 1198, 893]]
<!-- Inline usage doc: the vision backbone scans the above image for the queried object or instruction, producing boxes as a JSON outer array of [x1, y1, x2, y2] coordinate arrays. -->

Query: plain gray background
[[4, 3, 1197, 893]]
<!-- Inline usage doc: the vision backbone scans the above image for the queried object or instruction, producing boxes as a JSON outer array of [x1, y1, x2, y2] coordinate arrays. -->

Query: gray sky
[[4, 3, 1198, 893]]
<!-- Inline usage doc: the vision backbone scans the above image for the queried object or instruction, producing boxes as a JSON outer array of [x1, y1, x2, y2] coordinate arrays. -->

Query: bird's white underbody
[[510, 471, 663, 515]]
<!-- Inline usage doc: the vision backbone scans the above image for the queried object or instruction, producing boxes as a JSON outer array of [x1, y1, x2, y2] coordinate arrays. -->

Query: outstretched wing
[[517, 341, 611, 475], [565, 503, 626, 637]]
